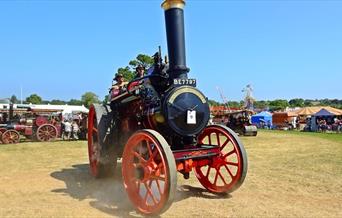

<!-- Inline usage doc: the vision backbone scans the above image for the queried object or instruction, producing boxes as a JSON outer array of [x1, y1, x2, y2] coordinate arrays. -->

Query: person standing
[[63, 120, 72, 140], [72, 120, 79, 140]]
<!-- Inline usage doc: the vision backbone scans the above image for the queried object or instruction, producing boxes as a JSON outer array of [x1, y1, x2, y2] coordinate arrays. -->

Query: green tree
[[208, 99, 222, 106], [304, 99, 313, 107], [10, 95, 18, 104], [103, 94, 109, 104], [254, 100, 269, 110], [68, 99, 83, 106], [26, 94, 42, 104], [50, 99, 67, 105], [128, 54, 154, 70], [117, 66, 134, 81], [81, 92, 100, 108], [289, 98, 304, 107], [227, 101, 241, 109], [269, 99, 289, 111], [116, 54, 154, 81]]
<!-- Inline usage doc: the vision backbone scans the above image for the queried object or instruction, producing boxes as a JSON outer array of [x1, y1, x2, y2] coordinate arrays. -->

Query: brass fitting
[[161, 0, 186, 10]]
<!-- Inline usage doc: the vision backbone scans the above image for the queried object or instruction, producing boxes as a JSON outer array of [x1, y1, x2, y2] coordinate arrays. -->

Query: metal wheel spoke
[[156, 162, 166, 175], [151, 149, 158, 161], [205, 166, 211, 178], [145, 139, 153, 157], [144, 181, 158, 205], [151, 175, 165, 181], [224, 164, 234, 179], [220, 138, 229, 150], [133, 151, 147, 164], [213, 169, 219, 185], [155, 179, 163, 195], [223, 150, 236, 158], [225, 161, 238, 166], [217, 169, 227, 185], [216, 132, 220, 146]]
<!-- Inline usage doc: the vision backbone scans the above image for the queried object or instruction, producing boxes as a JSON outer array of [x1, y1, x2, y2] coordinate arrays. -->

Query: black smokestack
[[162, 0, 189, 79]]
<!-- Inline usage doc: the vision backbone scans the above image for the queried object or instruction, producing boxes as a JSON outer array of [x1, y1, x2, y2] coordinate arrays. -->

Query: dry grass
[[0, 131, 341, 217]]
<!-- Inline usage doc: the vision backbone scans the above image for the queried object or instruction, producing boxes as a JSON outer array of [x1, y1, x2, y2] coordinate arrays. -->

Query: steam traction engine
[[88, 0, 247, 215], [0, 106, 60, 144]]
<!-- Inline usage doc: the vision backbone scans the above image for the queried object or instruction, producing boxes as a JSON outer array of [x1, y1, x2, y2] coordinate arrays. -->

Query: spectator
[[63, 120, 72, 140], [72, 121, 79, 140]]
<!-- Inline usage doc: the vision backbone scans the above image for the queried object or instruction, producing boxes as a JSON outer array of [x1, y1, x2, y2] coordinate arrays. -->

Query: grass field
[[0, 131, 341, 217]]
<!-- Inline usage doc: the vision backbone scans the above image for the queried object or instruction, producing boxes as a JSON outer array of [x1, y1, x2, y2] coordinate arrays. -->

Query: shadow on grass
[[175, 185, 231, 202], [50, 163, 231, 217], [50, 164, 142, 217]]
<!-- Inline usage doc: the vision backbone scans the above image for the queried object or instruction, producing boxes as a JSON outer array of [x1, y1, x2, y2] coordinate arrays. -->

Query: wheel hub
[[137, 161, 159, 182]]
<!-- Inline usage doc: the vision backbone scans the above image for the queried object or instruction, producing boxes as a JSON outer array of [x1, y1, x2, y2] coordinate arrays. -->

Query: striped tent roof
[[295, 106, 342, 116]]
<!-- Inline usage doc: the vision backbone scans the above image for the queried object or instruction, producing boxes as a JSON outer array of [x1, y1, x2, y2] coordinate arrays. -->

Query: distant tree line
[[208, 98, 342, 111], [7, 94, 342, 112], [8, 92, 101, 109]]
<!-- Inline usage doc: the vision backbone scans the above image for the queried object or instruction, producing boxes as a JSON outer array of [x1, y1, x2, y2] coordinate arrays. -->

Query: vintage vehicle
[[88, 0, 248, 215], [0, 105, 61, 144], [226, 109, 258, 136]]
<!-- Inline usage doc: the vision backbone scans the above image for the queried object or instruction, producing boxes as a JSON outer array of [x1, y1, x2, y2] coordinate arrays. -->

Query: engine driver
[[135, 64, 145, 79], [111, 73, 128, 98]]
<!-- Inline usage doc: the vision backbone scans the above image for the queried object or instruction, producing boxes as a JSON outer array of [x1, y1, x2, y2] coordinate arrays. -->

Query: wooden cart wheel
[[122, 129, 177, 215], [88, 104, 117, 178], [1, 130, 20, 144], [194, 124, 247, 193], [36, 124, 58, 142]]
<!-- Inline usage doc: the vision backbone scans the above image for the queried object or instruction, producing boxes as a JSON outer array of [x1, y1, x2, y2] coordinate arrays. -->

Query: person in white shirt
[[72, 121, 79, 140], [63, 120, 72, 140]]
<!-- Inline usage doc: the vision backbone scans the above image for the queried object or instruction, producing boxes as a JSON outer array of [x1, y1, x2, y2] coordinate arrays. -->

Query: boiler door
[[165, 86, 210, 136]]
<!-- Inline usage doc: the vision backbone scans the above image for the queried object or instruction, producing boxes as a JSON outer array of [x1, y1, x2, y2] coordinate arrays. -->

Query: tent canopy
[[314, 108, 338, 116], [296, 106, 342, 116], [251, 111, 272, 124]]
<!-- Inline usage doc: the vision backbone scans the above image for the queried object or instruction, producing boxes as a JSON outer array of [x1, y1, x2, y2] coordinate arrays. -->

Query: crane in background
[[216, 86, 231, 113]]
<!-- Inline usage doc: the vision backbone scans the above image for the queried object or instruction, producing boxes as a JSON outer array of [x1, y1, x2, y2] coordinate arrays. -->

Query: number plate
[[187, 110, 196, 124], [173, 78, 196, 86]]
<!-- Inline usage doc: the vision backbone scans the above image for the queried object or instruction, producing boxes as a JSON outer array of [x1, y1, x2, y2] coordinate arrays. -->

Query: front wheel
[[1, 130, 20, 144], [122, 129, 177, 215], [194, 124, 248, 193]]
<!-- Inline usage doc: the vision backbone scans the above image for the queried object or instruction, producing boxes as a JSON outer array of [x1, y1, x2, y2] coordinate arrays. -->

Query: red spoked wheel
[[194, 124, 247, 193], [1, 130, 20, 144], [88, 104, 117, 178], [36, 124, 58, 142], [122, 129, 177, 215]]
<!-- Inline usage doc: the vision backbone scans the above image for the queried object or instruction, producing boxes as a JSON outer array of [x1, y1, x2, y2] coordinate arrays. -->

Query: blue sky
[[0, 0, 341, 102]]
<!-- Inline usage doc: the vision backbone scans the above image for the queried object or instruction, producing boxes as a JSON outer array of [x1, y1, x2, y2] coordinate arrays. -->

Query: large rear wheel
[[88, 104, 117, 178], [194, 124, 247, 193], [1, 130, 20, 144], [122, 129, 177, 215]]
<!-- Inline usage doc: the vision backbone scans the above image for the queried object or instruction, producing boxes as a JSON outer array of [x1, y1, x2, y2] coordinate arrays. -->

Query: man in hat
[[110, 73, 128, 98], [135, 64, 145, 79]]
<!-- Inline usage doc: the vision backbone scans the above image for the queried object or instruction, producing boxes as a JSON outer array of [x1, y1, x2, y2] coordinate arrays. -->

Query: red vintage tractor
[[87, 0, 248, 215], [0, 112, 61, 144]]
